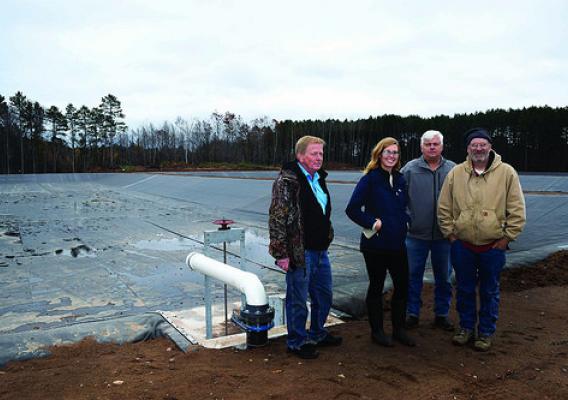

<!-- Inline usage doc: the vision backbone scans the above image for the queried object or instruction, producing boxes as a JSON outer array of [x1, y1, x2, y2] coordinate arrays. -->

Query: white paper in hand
[[362, 228, 376, 239]]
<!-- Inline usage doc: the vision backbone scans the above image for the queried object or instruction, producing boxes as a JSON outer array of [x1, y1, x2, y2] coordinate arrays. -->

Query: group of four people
[[269, 129, 526, 359]]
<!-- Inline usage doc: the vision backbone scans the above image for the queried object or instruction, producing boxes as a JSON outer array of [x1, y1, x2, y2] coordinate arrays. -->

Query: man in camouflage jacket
[[269, 135, 340, 359]]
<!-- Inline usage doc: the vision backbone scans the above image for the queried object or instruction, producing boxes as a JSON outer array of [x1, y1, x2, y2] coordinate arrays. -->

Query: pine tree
[[28, 102, 45, 173], [65, 104, 78, 172], [100, 94, 127, 167], [75, 105, 91, 171], [45, 105, 68, 172], [0, 94, 12, 173], [9, 91, 29, 173], [89, 106, 104, 167]]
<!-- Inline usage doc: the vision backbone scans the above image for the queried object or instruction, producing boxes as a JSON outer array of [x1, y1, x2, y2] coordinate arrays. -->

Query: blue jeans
[[451, 240, 506, 336], [406, 237, 452, 318], [285, 250, 332, 349]]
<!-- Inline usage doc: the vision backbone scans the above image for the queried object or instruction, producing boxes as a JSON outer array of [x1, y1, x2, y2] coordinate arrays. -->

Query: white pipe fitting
[[185, 252, 268, 306]]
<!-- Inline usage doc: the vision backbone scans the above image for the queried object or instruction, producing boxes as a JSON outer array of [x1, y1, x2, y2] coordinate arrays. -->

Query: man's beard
[[470, 151, 489, 163]]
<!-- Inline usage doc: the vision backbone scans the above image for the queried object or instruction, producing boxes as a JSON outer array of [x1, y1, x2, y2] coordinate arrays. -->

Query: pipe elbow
[[186, 252, 268, 306], [238, 272, 267, 306]]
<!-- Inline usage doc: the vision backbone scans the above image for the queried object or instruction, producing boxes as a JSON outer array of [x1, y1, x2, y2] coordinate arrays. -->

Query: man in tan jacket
[[437, 128, 526, 351]]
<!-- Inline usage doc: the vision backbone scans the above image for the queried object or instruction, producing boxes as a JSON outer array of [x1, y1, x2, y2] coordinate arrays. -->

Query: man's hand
[[493, 237, 509, 250], [275, 258, 290, 272]]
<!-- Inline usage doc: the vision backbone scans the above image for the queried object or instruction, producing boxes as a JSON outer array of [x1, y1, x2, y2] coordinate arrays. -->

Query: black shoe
[[371, 330, 393, 347], [317, 333, 343, 347], [393, 329, 416, 347], [434, 316, 455, 331], [405, 315, 419, 329], [287, 343, 319, 359]]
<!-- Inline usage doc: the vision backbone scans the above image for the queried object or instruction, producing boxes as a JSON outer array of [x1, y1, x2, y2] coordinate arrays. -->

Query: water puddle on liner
[[131, 230, 273, 266], [225, 230, 274, 268], [129, 229, 282, 292], [132, 237, 197, 252]]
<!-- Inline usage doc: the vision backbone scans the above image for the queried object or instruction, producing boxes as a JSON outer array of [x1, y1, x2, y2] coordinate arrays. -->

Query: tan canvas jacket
[[437, 151, 526, 245]]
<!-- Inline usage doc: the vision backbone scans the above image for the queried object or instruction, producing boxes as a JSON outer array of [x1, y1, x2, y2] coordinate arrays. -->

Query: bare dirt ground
[[2, 251, 568, 400]]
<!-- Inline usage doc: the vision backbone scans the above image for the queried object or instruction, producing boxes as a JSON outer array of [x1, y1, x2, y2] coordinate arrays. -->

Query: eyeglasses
[[382, 150, 400, 156]]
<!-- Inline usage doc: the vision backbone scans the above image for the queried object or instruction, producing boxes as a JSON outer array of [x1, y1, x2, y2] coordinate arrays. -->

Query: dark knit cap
[[464, 128, 492, 147]]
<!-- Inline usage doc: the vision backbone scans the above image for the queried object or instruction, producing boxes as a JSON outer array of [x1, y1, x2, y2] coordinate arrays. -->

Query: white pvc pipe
[[186, 252, 268, 306]]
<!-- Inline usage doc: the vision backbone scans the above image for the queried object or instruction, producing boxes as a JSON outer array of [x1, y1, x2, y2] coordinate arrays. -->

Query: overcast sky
[[1, 0, 567, 127]]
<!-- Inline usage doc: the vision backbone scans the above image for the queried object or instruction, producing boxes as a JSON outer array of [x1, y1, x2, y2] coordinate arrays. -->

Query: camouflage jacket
[[268, 162, 334, 268]]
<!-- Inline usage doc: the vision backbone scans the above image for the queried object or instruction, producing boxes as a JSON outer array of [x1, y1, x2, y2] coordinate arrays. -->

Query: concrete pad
[[158, 302, 345, 350]]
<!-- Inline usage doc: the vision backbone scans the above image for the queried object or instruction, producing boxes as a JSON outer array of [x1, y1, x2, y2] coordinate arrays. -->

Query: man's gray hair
[[421, 130, 443, 146]]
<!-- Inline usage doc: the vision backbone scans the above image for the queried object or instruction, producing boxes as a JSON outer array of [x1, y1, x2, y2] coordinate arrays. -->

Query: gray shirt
[[401, 156, 456, 241]]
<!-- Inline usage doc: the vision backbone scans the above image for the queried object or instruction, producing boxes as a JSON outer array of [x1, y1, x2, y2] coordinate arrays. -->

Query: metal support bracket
[[202, 227, 246, 339]]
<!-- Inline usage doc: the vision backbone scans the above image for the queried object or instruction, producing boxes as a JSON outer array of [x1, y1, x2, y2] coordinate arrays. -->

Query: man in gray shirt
[[402, 130, 456, 330]]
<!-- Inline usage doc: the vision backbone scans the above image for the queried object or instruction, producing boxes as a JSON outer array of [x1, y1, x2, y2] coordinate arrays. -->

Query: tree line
[[1, 91, 567, 173], [1, 91, 126, 174], [274, 107, 568, 172]]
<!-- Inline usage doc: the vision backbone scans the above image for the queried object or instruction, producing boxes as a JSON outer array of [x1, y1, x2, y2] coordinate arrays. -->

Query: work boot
[[405, 315, 419, 329], [434, 316, 455, 331], [371, 330, 393, 347], [287, 343, 319, 359], [317, 333, 343, 347], [474, 335, 493, 352], [452, 328, 473, 346]]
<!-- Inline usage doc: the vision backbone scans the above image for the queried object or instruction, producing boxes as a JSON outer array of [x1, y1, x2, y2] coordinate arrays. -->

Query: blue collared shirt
[[297, 162, 328, 213]]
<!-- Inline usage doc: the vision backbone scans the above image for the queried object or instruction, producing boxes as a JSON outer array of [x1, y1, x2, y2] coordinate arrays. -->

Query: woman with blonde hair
[[345, 137, 415, 347]]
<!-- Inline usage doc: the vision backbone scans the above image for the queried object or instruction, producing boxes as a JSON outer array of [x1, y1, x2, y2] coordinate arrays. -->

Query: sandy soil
[[1, 251, 568, 400]]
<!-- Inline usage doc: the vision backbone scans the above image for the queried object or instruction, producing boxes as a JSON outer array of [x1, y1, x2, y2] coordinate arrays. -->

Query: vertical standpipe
[[185, 252, 274, 346]]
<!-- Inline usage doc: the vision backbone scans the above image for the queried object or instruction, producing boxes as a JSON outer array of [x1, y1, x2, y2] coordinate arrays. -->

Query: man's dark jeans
[[285, 250, 332, 349]]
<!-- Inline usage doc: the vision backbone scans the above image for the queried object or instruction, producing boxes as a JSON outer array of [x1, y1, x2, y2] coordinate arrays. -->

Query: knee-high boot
[[391, 299, 416, 347], [367, 296, 393, 347]]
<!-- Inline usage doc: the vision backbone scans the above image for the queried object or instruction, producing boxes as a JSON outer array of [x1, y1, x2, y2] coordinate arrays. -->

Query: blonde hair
[[295, 135, 326, 156], [363, 137, 401, 174]]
